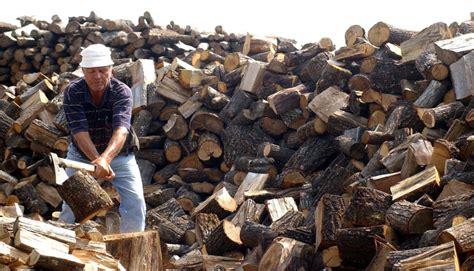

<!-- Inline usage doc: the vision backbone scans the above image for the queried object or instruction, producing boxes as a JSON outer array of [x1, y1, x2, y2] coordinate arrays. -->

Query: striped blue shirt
[[63, 77, 132, 153]]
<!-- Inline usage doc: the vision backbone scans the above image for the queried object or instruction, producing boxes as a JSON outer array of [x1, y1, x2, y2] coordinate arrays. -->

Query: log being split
[[56, 170, 113, 224]]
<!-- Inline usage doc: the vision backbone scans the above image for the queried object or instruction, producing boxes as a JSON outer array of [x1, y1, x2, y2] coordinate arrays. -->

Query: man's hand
[[92, 156, 115, 181]]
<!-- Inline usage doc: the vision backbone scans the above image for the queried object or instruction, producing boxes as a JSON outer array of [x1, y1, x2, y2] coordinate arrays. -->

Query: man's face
[[82, 66, 112, 93]]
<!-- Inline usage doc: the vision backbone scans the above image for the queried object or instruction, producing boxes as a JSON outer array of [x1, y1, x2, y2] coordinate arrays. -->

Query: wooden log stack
[[0, 11, 474, 270]]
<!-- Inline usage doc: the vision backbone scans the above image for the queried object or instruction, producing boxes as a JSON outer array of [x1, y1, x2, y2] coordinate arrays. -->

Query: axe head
[[50, 152, 69, 185]]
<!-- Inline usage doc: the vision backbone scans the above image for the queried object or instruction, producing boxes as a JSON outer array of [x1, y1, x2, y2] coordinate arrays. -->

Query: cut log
[[386, 199, 433, 234], [265, 197, 298, 223], [0, 111, 14, 139], [434, 33, 474, 65], [239, 220, 275, 248], [294, 116, 326, 141], [28, 248, 87, 271], [178, 92, 202, 118], [413, 80, 449, 109], [230, 199, 265, 227], [433, 192, 474, 231], [56, 170, 114, 223], [385, 245, 435, 270], [103, 231, 162, 271], [368, 59, 422, 94], [14, 181, 48, 215], [131, 109, 152, 137], [334, 39, 377, 61], [24, 119, 63, 149], [396, 241, 459, 270], [261, 142, 295, 165], [176, 186, 201, 212], [431, 139, 459, 175], [294, 51, 331, 83], [12, 103, 44, 133], [205, 220, 243, 255], [219, 88, 253, 123], [422, 101, 464, 128], [366, 239, 396, 271], [259, 237, 314, 270], [316, 63, 352, 92], [15, 79, 54, 105], [345, 25, 366, 47], [239, 61, 265, 94], [285, 43, 326, 67], [0, 241, 29, 266], [154, 76, 191, 104], [143, 184, 176, 208], [267, 84, 306, 115], [282, 136, 338, 187], [368, 21, 416, 46], [315, 194, 346, 250], [138, 135, 165, 149], [233, 156, 275, 175], [367, 171, 402, 194], [415, 50, 449, 80], [334, 134, 365, 160], [198, 85, 229, 111], [197, 132, 222, 161], [163, 113, 188, 140], [14, 227, 69, 254], [189, 111, 224, 135], [311, 156, 355, 202], [344, 187, 392, 227], [164, 139, 182, 163], [233, 173, 269, 206], [336, 225, 397, 268], [135, 148, 166, 167], [194, 213, 220, 246], [450, 50, 474, 100], [391, 165, 440, 202], [326, 110, 367, 135], [192, 187, 237, 219], [222, 125, 274, 167], [400, 22, 451, 63], [13, 216, 76, 246], [438, 217, 474, 254]]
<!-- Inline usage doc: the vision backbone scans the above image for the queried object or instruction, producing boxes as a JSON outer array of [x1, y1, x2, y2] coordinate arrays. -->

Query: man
[[59, 44, 146, 232]]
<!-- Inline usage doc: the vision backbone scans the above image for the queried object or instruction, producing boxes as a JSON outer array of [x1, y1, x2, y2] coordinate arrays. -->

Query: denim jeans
[[59, 144, 146, 233]]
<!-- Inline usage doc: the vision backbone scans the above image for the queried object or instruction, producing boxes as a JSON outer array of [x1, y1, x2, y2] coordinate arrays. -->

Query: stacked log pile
[[0, 11, 474, 270]]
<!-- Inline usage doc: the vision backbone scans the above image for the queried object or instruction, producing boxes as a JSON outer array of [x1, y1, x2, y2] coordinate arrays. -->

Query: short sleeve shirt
[[63, 77, 132, 153]]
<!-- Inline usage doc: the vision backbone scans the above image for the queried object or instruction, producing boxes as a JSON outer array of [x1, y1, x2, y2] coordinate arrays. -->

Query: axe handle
[[60, 159, 96, 173]]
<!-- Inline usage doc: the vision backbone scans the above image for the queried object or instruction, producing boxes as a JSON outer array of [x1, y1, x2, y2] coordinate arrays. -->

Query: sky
[[1, 0, 473, 49]]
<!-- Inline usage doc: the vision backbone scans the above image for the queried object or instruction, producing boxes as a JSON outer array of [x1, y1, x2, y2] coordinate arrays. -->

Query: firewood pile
[[0, 10, 474, 270]]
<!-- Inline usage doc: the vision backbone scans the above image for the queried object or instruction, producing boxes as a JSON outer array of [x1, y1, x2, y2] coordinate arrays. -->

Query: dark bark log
[[205, 220, 243, 255], [386, 199, 433, 235], [337, 225, 397, 268], [344, 187, 392, 227], [368, 22, 416, 46], [56, 170, 113, 224], [315, 194, 346, 250]]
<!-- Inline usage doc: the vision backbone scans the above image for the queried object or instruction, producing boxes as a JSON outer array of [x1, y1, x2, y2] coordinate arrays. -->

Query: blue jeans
[[59, 144, 146, 233]]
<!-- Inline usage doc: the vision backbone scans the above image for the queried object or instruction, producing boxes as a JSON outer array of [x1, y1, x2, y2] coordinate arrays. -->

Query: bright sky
[[2, 0, 473, 48]]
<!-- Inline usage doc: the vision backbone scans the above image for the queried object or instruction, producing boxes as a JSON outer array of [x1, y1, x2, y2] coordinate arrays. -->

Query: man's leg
[[110, 154, 146, 232]]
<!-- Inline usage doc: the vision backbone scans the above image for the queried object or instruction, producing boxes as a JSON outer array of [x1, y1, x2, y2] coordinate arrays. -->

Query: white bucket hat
[[80, 44, 114, 68]]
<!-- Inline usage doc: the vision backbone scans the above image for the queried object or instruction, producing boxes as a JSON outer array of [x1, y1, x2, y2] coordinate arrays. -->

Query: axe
[[47, 152, 96, 185]]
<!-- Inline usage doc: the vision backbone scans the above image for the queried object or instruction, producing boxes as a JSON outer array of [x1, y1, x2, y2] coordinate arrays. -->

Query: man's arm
[[98, 127, 128, 163], [72, 131, 100, 161], [73, 131, 115, 181]]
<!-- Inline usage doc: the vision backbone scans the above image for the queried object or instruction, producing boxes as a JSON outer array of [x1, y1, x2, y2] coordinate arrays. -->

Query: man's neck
[[89, 89, 105, 107]]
